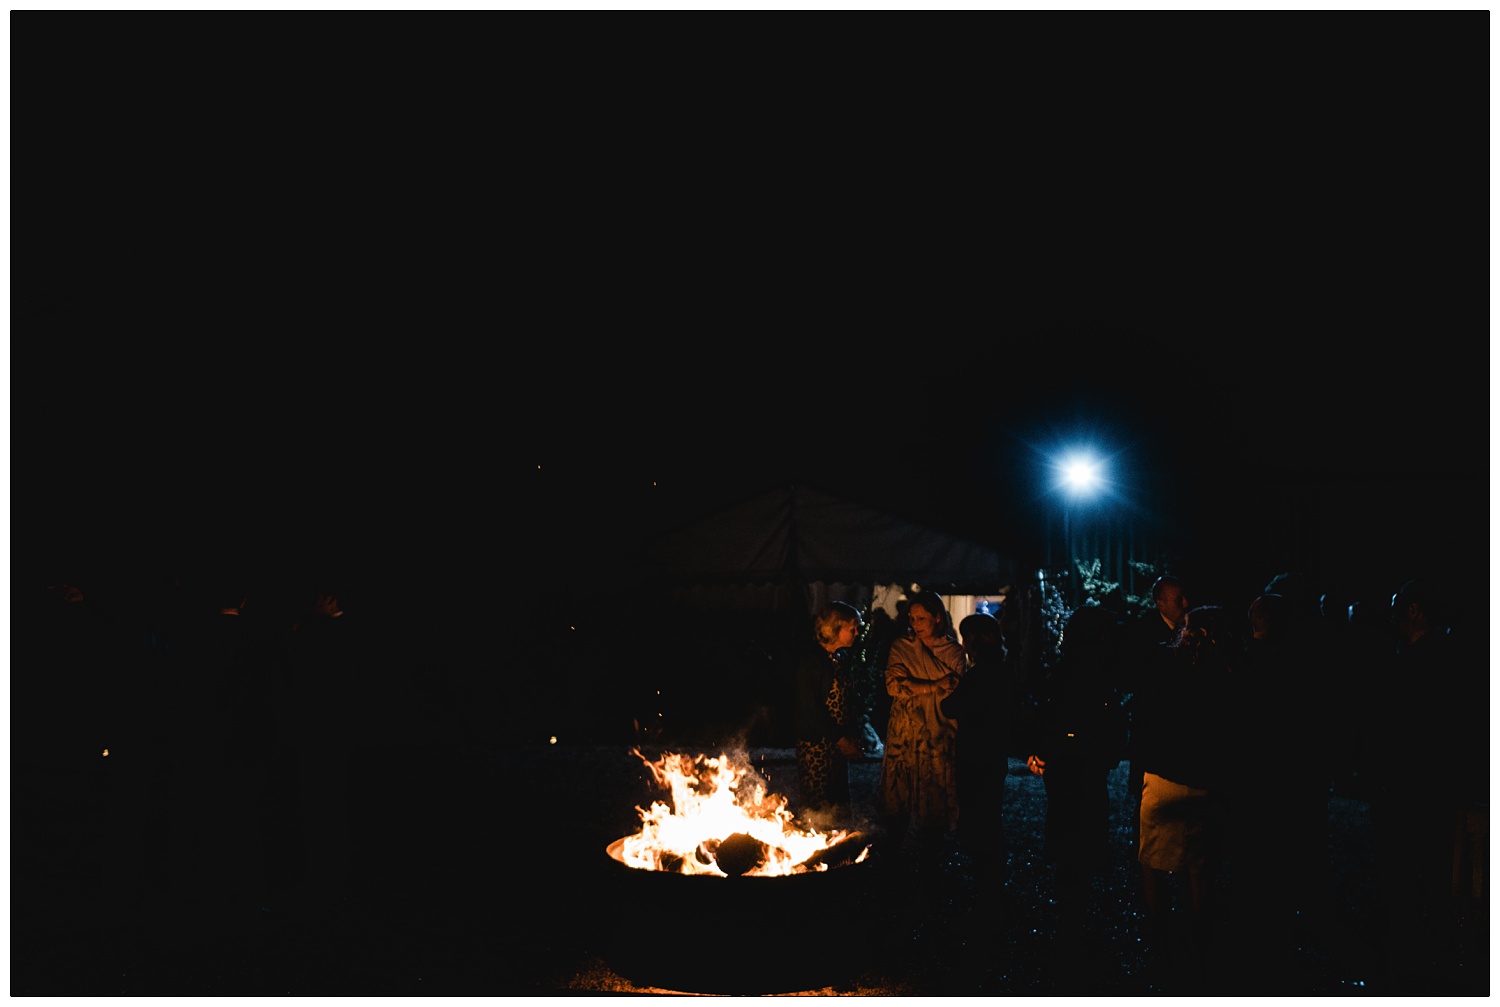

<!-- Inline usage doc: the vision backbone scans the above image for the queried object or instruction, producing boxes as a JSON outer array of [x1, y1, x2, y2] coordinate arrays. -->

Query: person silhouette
[[1132, 603, 1241, 992], [1022, 605, 1129, 948], [1122, 574, 1191, 846], [1224, 588, 1339, 982], [1366, 578, 1479, 993], [941, 610, 1021, 891]]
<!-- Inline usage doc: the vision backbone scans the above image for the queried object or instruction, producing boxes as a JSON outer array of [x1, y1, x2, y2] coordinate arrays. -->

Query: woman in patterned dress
[[877, 590, 966, 847]]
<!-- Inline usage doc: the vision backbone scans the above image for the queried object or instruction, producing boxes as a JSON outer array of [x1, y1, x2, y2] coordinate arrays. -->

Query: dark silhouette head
[[1246, 593, 1287, 641], [1172, 604, 1244, 670], [1391, 579, 1443, 646], [959, 611, 1004, 666], [1061, 604, 1121, 665], [1265, 571, 1318, 621]]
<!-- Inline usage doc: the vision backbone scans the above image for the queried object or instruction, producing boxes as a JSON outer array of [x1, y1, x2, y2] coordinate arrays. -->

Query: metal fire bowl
[[601, 837, 881, 994]]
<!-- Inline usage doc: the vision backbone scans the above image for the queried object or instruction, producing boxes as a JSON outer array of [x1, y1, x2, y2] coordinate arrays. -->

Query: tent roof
[[646, 482, 1019, 594]]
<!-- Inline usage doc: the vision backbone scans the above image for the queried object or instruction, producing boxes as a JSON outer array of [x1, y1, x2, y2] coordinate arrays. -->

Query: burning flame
[[619, 748, 870, 877]]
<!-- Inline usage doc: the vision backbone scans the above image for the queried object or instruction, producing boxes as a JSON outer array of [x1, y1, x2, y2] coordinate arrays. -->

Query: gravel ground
[[11, 743, 1487, 998]]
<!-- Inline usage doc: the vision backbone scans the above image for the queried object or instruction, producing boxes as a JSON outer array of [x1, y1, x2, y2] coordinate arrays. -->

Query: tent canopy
[[646, 482, 1020, 600]]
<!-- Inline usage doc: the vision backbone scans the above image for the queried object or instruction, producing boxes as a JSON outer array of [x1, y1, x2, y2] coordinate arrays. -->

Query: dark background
[[28, 25, 1487, 633], [18, 26, 1490, 756], [14, 19, 1491, 998], [23, 19, 1490, 768]]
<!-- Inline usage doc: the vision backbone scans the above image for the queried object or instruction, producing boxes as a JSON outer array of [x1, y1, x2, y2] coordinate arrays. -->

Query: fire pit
[[600, 749, 881, 993]]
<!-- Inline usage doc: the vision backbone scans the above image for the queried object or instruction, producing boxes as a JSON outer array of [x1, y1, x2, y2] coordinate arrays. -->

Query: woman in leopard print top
[[794, 602, 865, 824]]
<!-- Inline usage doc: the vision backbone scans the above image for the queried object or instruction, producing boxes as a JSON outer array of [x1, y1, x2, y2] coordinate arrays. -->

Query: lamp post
[[1063, 503, 1072, 597], [1054, 451, 1105, 608]]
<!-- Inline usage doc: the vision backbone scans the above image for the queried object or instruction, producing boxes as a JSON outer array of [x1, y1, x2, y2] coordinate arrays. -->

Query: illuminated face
[[834, 621, 860, 648], [1157, 585, 1189, 628], [908, 604, 940, 639]]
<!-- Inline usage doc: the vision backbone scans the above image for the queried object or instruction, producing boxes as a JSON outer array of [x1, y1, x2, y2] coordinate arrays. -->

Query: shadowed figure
[[1222, 587, 1341, 982], [941, 609, 1022, 892], [1365, 579, 1483, 993], [1022, 605, 1129, 950], [1131, 603, 1241, 993], [1122, 575, 1191, 848]]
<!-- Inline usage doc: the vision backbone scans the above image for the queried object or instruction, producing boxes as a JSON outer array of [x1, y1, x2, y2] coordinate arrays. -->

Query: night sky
[[35, 336, 1480, 630], [31, 247, 1486, 628], [26, 24, 1489, 638]]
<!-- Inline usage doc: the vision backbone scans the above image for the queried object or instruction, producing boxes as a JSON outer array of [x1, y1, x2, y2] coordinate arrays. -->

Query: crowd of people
[[791, 572, 1486, 995], [26, 563, 1485, 995]]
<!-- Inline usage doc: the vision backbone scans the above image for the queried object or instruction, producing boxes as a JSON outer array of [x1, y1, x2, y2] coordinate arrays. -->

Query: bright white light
[[1065, 459, 1098, 489], [1059, 453, 1104, 496]]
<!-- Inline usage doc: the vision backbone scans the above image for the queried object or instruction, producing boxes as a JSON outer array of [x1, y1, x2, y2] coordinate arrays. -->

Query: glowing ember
[[620, 748, 870, 877]]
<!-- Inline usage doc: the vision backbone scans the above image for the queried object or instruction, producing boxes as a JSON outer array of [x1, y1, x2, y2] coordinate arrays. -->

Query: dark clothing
[[1121, 612, 1180, 759], [1125, 613, 1179, 693], [1122, 613, 1180, 841], [795, 642, 856, 744], [1369, 629, 1479, 808], [794, 641, 857, 813], [1024, 661, 1127, 869], [1365, 628, 1480, 990], [1236, 631, 1336, 862], [939, 654, 1021, 782], [1128, 642, 1233, 794], [941, 655, 1022, 868]]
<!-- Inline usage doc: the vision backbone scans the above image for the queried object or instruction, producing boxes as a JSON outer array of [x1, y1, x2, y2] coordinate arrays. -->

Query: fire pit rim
[[604, 836, 873, 880]]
